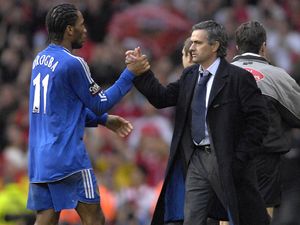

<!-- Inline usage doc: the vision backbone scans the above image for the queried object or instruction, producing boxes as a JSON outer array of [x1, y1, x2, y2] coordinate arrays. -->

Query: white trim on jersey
[[62, 49, 108, 102], [77, 57, 93, 83], [62, 50, 94, 84]]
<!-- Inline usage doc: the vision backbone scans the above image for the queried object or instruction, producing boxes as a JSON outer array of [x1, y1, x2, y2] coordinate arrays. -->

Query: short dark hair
[[235, 21, 267, 54], [192, 20, 228, 58], [46, 3, 78, 42], [183, 37, 192, 56]]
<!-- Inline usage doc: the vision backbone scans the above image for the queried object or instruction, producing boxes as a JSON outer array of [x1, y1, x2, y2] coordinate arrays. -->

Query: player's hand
[[125, 47, 142, 64], [105, 115, 133, 137], [126, 47, 150, 75]]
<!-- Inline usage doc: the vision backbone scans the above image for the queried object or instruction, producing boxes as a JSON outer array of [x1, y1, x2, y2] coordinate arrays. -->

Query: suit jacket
[[133, 58, 269, 225]]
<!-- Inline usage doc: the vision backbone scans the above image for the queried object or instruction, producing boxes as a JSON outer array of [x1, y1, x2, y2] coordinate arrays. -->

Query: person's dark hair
[[235, 21, 267, 54], [46, 4, 78, 42], [183, 37, 192, 56], [192, 20, 228, 58]]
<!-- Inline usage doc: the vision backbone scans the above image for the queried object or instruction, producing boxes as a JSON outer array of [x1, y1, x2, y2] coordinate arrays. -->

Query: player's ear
[[262, 42, 267, 51], [66, 25, 74, 36], [259, 42, 267, 57]]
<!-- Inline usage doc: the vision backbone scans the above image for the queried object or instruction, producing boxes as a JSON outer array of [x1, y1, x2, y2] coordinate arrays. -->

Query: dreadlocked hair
[[46, 3, 78, 42]]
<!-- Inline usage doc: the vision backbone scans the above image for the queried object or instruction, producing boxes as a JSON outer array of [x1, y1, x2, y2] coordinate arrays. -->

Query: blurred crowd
[[0, 0, 299, 224]]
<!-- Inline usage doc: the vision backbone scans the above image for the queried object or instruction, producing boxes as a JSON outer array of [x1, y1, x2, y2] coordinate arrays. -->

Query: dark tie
[[191, 72, 212, 144]]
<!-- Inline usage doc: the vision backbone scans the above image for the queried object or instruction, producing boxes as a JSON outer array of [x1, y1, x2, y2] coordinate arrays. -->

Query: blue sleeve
[[69, 58, 134, 115], [85, 108, 108, 127]]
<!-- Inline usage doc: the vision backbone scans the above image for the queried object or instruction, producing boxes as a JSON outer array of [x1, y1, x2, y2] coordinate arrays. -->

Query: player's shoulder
[[265, 63, 288, 74], [228, 61, 250, 74], [58, 49, 88, 71], [62, 53, 92, 78]]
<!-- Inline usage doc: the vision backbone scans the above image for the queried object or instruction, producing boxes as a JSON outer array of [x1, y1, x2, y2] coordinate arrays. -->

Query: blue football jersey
[[28, 44, 134, 183]]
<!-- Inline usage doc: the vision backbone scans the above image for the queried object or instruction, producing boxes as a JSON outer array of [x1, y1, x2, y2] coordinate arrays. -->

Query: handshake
[[125, 47, 150, 76]]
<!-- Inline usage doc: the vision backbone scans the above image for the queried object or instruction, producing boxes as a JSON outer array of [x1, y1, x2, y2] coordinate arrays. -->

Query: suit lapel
[[208, 59, 229, 108], [185, 67, 199, 104]]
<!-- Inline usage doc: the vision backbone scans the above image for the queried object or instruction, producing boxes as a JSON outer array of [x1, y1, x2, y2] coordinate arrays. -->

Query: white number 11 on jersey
[[32, 73, 49, 114]]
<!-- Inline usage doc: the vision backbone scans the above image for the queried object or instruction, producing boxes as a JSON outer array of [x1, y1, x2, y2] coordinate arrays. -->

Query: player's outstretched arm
[[85, 110, 132, 137]]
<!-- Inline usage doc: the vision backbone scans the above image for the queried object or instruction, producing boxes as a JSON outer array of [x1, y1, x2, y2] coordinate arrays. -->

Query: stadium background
[[0, 0, 299, 224]]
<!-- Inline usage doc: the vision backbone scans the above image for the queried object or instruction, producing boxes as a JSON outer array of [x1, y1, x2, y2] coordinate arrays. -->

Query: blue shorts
[[27, 169, 100, 212]]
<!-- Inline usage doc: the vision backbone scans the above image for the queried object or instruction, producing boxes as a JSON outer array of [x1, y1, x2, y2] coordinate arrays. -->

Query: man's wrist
[[98, 113, 108, 125], [120, 68, 135, 81]]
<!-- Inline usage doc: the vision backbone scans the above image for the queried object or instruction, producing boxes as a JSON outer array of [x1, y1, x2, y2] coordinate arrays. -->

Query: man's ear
[[212, 41, 220, 53], [236, 45, 239, 51], [66, 25, 74, 36], [262, 42, 267, 52], [259, 42, 267, 57]]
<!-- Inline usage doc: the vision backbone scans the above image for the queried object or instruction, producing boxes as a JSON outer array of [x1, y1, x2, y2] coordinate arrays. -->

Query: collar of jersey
[[49, 43, 71, 53], [232, 52, 271, 65]]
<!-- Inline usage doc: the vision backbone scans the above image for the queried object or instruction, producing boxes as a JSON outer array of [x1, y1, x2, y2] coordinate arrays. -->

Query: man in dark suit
[[127, 20, 270, 225]]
